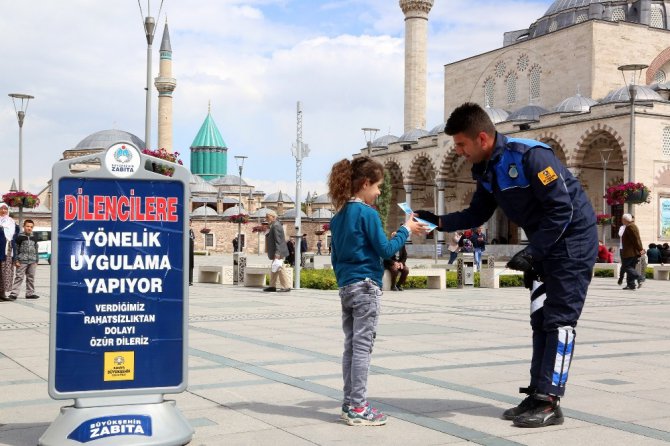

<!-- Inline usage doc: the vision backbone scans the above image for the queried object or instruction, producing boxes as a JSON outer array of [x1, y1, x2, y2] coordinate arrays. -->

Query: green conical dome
[[191, 112, 226, 148]]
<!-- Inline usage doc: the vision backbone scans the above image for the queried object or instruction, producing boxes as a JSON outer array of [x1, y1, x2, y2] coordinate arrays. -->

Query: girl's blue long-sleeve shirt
[[330, 201, 409, 288]]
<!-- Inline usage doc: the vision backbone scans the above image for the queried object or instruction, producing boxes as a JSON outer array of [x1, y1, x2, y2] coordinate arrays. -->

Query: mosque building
[[367, 0, 670, 255]]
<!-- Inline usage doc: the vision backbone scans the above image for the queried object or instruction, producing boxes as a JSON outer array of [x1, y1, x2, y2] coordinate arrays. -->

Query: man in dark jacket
[[620, 213, 645, 290], [383, 232, 410, 291], [9, 219, 40, 299], [264, 210, 291, 292], [417, 102, 597, 428]]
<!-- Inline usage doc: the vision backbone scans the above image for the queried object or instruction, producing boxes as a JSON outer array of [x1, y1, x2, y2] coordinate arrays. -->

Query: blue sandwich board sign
[[40, 142, 193, 446]]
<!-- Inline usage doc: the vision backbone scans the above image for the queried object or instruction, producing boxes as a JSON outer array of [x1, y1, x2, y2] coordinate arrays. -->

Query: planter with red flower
[[199, 228, 211, 234], [595, 213, 613, 226], [142, 148, 184, 177], [604, 182, 651, 206], [2, 191, 40, 208], [322, 223, 330, 232], [226, 213, 249, 224]]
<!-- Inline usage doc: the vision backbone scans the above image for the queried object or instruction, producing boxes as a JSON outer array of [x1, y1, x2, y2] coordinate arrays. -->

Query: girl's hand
[[405, 213, 429, 234]]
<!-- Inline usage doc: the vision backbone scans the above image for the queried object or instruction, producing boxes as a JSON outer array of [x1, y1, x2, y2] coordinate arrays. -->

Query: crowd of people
[[0, 203, 40, 301]]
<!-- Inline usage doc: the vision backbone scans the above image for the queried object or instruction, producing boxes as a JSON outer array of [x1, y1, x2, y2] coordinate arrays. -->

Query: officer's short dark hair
[[445, 102, 496, 139]]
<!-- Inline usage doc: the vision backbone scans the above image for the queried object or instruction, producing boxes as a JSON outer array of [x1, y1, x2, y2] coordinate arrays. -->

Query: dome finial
[[208, 100, 211, 114]]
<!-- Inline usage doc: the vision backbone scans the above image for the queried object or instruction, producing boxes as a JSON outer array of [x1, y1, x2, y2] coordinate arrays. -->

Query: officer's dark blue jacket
[[440, 133, 596, 261]]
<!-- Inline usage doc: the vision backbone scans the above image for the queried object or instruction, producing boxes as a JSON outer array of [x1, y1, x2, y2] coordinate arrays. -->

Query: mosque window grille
[[517, 54, 529, 71], [484, 78, 496, 107], [529, 65, 542, 102], [575, 13, 588, 24], [650, 8, 664, 29], [495, 61, 506, 78], [506, 72, 518, 105], [654, 70, 667, 84], [611, 7, 626, 22], [548, 20, 558, 32], [663, 127, 670, 157]]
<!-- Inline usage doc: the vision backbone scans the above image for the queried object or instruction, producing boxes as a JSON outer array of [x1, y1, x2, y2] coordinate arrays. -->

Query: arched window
[[650, 7, 664, 28], [576, 13, 588, 24], [506, 72, 518, 105], [548, 21, 558, 32], [484, 78, 495, 107], [654, 70, 667, 84], [529, 66, 541, 102], [663, 126, 670, 157], [611, 7, 626, 22]]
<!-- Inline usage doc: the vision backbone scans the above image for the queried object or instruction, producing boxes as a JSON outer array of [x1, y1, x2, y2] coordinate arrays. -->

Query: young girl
[[328, 157, 425, 426]]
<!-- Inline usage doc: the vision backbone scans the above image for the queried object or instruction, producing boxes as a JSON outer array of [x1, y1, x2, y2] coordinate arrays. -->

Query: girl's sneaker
[[340, 402, 378, 421], [346, 404, 388, 426]]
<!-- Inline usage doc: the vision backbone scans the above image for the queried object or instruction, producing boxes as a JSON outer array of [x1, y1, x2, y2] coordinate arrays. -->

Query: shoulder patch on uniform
[[538, 166, 558, 185]]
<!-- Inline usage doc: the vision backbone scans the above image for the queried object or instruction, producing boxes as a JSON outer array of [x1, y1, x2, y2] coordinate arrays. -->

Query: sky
[[0, 0, 550, 200]]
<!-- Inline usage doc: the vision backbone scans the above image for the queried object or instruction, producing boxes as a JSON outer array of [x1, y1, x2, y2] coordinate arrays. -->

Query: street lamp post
[[617, 63, 648, 213], [234, 155, 248, 255], [362, 128, 379, 156], [138, 1, 162, 150], [292, 102, 310, 289], [8, 93, 35, 227]]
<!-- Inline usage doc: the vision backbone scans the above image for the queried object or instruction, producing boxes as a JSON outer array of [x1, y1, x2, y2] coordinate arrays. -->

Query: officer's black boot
[[512, 393, 564, 428], [501, 387, 536, 420]]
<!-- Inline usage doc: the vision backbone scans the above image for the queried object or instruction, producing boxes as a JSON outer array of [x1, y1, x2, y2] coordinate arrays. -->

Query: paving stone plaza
[[0, 255, 669, 445]]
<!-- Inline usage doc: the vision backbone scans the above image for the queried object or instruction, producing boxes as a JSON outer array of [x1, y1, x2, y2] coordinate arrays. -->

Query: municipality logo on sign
[[105, 142, 141, 178], [67, 415, 152, 443]]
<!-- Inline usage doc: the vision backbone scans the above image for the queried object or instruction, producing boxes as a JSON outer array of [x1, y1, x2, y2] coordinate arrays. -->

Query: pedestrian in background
[[9, 219, 40, 300], [0, 204, 16, 294], [263, 209, 291, 293], [620, 213, 645, 290]]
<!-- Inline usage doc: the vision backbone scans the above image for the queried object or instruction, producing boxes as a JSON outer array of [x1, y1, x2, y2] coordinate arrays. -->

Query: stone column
[[436, 180, 446, 244], [404, 184, 414, 209], [400, 0, 434, 132]]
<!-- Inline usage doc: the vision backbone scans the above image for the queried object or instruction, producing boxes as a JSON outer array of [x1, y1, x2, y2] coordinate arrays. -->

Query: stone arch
[[655, 165, 670, 187], [383, 157, 405, 185], [407, 152, 438, 184], [537, 131, 567, 164], [574, 124, 626, 167], [647, 47, 670, 84]]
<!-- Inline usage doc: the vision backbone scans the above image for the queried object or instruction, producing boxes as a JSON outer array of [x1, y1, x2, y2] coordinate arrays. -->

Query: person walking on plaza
[[263, 210, 291, 292], [620, 213, 645, 290], [0, 204, 16, 295], [188, 220, 195, 286], [416, 102, 597, 428], [0, 224, 7, 301], [328, 156, 426, 426], [447, 231, 462, 264], [470, 226, 486, 270], [316, 239, 323, 255], [383, 232, 410, 291], [617, 223, 626, 285], [9, 219, 40, 300]]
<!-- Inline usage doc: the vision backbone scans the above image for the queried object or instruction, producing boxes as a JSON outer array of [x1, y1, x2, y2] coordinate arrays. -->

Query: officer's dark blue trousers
[[530, 225, 598, 397]]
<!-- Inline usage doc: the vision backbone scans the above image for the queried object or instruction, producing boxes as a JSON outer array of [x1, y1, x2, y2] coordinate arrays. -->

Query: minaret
[[155, 21, 177, 152], [400, 0, 433, 132]]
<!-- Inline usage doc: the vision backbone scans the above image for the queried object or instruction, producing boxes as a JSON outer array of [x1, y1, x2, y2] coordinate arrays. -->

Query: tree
[[376, 171, 392, 233]]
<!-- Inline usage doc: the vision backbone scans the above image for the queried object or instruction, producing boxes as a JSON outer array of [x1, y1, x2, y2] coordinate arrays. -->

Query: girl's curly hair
[[328, 156, 384, 211]]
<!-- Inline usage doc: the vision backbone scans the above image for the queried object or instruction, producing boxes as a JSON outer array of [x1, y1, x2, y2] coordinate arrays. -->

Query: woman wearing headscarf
[[0, 204, 17, 297]]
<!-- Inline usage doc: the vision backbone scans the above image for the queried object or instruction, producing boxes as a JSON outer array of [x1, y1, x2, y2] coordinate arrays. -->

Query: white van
[[32, 226, 52, 264]]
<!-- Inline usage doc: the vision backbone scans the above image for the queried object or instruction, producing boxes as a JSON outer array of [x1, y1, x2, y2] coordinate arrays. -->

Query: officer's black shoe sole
[[513, 406, 564, 428]]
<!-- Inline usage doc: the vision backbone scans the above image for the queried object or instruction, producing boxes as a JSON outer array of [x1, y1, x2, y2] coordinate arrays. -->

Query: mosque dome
[[312, 193, 333, 205], [222, 205, 248, 217], [250, 207, 273, 218], [371, 134, 399, 148], [190, 181, 218, 194], [263, 191, 295, 204], [310, 208, 334, 219], [210, 175, 248, 187], [428, 123, 446, 136], [191, 205, 218, 217], [398, 128, 430, 143], [554, 94, 598, 113], [484, 107, 510, 124], [601, 85, 664, 103], [282, 208, 308, 219], [74, 129, 145, 150], [507, 105, 550, 122]]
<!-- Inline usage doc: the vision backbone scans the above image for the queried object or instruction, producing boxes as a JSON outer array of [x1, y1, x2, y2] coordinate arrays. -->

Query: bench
[[198, 265, 234, 284], [382, 268, 446, 291], [479, 268, 523, 289], [244, 265, 294, 287], [593, 263, 621, 278], [651, 264, 670, 280]]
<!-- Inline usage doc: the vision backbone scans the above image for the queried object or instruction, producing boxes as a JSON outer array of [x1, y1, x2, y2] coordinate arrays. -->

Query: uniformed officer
[[417, 102, 598, 428]]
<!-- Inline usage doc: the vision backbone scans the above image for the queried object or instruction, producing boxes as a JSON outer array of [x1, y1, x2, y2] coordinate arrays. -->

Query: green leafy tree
[[376, 170, 392, 233]]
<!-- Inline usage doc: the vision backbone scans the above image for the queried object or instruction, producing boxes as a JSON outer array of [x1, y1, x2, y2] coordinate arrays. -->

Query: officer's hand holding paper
[[398, 203, 438, 232]]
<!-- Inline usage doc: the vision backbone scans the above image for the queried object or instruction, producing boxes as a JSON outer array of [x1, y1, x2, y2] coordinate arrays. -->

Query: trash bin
[[479, 255, 496, 288], [458, 252, 475, 288], [302, 252, 315, 270], [233, 252, 246, 285]]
